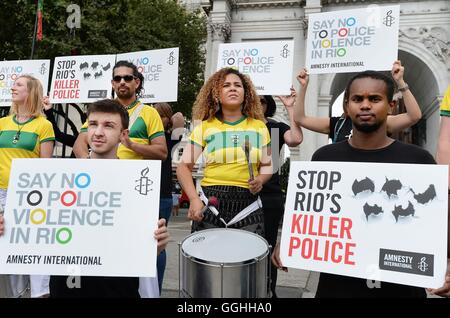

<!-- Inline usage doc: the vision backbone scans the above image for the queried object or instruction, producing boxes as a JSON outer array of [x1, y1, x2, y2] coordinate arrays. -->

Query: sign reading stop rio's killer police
[[280, 161, 448, 288]]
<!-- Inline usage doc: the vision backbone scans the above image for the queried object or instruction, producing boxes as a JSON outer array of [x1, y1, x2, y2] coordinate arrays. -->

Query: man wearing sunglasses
[[72, 61, 168, 297], [73, 60, 167, 161]]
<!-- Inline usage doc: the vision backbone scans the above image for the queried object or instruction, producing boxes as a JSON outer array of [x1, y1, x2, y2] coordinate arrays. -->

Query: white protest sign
[[306, 5, 399, 74], [217, 41, 294, 95], [281, 161, 448, 288], [0, 158, 161, 277], [49, 55, 116, 103], [116, 48, 179, 103], [0, 60, 50, 106]]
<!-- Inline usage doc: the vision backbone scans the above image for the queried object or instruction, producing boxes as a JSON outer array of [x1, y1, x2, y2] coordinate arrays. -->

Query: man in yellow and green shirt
[[73, 60, 167, 161]]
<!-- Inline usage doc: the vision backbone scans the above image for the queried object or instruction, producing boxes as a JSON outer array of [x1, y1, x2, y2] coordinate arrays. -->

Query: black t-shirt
[[159, 132, 181, 198], [329, 116, 353, 143], [312, 140, 435, 298], [261, 120, 290, 195]]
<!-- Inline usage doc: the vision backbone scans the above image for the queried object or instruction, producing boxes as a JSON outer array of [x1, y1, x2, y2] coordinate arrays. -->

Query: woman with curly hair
[[177, 68, 272, 235]]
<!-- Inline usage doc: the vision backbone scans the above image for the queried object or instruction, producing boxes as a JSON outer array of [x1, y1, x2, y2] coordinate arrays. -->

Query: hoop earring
[[214, 98, 220, 111]]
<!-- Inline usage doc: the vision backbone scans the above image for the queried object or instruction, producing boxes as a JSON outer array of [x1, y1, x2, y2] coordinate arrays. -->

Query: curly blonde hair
[[192, 68, 264, 121]]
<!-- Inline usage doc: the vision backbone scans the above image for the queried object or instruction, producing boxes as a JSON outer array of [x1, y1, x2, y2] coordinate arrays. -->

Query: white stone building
[[182, 0, 450, 161]]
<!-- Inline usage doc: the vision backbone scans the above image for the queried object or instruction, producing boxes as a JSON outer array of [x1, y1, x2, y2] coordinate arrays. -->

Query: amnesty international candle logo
[[280, 44, 290, 59], [382, 10, 395, 27], [9, 172, 122, 245], [135, 167, 153, 195], [167, 51, 176, 65], [39, 63, 48, 75]]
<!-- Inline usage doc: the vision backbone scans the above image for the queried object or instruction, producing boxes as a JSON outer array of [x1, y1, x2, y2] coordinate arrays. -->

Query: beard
[[115, 87, 134, 99], [353, 120, 383, 133]]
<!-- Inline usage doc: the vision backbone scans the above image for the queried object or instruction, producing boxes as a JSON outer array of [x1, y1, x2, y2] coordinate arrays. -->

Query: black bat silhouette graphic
[[363, 203, 383, 220], [102, 62, 111, 71], [392, 201, 415, 222], [410, 184, 437, 204], [91, 61, 99, 69], [94, 71, 103, 79], [79, 62, 89, 70], [352, 177, 375, 195], [381, 178, 402, 198], [83, 73, 91, 79]]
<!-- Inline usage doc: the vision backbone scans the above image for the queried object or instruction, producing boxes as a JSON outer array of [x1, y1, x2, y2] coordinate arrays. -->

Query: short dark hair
[[87, 99, 129, 129], [113, 60, 144, 97], [261, 95, 276, 118], [344, 70, 395, 107]]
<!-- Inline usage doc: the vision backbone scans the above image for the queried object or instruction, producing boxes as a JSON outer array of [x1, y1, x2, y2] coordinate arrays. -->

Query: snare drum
[[180, 228, 269, 298]]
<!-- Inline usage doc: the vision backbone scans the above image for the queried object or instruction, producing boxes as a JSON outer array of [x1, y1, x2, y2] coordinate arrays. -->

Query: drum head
[[181, 228, 268, 265]]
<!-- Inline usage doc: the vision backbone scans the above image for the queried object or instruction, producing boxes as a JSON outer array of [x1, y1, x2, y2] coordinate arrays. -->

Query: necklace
[[13, 115, 32, 144], [125, 99, 139, 110]]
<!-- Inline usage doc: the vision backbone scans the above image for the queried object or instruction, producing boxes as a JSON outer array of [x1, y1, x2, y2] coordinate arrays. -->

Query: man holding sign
[[273, 70, 449, 297], [48, 99, 169, 297]]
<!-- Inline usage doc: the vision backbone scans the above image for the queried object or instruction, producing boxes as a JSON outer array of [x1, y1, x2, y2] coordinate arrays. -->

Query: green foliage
[[0, 0, 206, 116]]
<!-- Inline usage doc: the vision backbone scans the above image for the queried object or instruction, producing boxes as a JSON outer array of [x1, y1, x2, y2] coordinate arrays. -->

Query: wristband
[[398, 83, 409, 92]]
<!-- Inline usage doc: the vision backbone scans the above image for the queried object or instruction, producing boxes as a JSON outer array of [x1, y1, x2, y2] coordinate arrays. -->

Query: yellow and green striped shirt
[[440, 85, 450, 117], [190, 116, 271, 188], [0, 115, 55, 188]]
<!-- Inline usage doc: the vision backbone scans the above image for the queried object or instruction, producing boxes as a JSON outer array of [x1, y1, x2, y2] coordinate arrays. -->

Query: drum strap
[[199, 187, 262, 227]]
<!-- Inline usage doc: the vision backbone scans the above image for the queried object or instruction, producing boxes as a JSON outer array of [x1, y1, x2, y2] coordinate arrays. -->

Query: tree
[[0, 0, 206, 116]]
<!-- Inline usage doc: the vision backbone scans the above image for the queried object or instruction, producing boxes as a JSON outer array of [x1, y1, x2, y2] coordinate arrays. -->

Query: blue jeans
[[157, 198, 172, 293]]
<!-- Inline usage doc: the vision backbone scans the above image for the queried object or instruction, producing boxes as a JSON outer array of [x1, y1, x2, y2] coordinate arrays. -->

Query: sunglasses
[[113, 75, 136, 83]]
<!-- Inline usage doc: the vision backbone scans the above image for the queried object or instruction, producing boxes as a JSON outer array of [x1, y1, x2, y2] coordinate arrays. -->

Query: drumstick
[[242, 137, 254, 181], [199, 196, 219, 215], [200, 197, 227, 226]]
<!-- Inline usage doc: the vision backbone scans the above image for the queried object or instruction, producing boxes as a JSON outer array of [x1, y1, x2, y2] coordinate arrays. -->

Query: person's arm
[[249, 128, 273, 195], [39, 120, 55, 158], [121, 108, 168, 160], [387, 60, 422, 134], [40, 141, 54, 158], [120, 134, 168, 160], [176, 143, 204, 221], [294, 68, 330, 134], [171, 112, 185, 141], [73, 132, 90, 158], [277, 87, 303, 147], [428, 115, 450, 297], [436, 116, 450, 188], [271, 242, 288, 272], [154, 218, 170, 255], [249, 151, 272, 194]]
